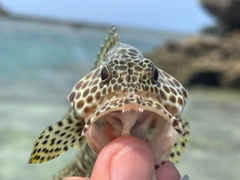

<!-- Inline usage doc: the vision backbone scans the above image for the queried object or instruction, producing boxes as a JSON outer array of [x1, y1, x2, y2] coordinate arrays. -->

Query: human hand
[[64, 136, 180, 180]]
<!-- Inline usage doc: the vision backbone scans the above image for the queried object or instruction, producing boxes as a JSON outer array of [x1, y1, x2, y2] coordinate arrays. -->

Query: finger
[[156, 161, 180, 180], [91, 136, 154, 180]]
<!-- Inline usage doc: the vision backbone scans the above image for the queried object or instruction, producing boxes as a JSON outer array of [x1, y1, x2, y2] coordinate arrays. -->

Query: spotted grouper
[[29, 26, 190, 179]]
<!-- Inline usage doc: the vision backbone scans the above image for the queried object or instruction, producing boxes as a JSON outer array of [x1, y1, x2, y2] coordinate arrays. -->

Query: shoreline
[[0, 12, 191, 36]]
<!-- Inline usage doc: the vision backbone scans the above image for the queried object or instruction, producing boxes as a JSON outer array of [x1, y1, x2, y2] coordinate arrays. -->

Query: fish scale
[[29, 26, 190, 179]]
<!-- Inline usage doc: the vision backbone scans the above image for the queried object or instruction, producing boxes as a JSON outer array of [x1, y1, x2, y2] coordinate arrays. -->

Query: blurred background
[[1, 0, 240, 180]]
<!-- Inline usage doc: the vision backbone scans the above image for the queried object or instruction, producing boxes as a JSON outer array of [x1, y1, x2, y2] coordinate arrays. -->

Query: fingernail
[[110, 141, 153, 180]]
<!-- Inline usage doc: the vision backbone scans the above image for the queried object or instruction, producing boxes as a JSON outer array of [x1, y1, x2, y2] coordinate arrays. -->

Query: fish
[[28, 26, 190, 179]]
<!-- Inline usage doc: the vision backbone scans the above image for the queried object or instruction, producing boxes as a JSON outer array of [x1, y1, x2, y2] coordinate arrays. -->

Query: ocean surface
[[1, 17, 240, 180]]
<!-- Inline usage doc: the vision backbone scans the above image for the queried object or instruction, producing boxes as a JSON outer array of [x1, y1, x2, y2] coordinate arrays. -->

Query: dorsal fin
[[95, 26, 120, 67]]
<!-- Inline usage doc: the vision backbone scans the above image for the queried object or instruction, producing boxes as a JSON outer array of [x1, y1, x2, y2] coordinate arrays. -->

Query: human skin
[[64, 136, 180, 180]]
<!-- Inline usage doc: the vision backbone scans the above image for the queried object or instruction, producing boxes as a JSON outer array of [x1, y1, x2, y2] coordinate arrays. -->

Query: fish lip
[[90, 104, 171, 125], [83, 101, 183, 166], [84, 100, 183, 135]]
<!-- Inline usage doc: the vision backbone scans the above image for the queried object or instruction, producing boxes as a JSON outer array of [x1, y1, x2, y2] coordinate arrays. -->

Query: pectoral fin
[[29, 108, 85, 163], [169, 116, 190, 163]]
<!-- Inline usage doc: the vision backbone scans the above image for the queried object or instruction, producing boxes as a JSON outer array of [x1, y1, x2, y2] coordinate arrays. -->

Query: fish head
[[68, 43, 188, 166]]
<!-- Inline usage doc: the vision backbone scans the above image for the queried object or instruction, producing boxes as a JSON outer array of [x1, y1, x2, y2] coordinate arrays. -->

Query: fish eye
[[101, 65, 112, 84], [152, 67, 159, 84]]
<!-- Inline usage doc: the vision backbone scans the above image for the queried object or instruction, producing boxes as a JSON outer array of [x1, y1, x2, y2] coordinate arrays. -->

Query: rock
[[145, 31, 240, 88], [201, 0, 240, 30], [0, 3, 9, 16]]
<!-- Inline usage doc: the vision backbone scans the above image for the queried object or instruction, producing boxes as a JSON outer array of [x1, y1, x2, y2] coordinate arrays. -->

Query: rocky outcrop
[[201, 0, 240, 31], [0, 3, 9, 16], [146, 31, 240, 88]]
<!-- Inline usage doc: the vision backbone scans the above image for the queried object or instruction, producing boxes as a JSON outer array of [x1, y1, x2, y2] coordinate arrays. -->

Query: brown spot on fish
[[169, 95, 176, 103], [108, 86, 112, 93], [173, 119, 179, 127], [84, 106, 90, 114], [58, 121, 63, 127], [134, 66, 142, 72], [118, 65, 127, 70], [160, 90, 167, 101], [76, 92, 81, 99], [170, 87, 177, 96], [181, 142, 186, 147], [86, 95, 93, 104], [95, 92, 101, 100], [66, 134, 72, 139], [56, 140, 62, 145], [159, 78, 166, 84], [163, 85, 170, 93], [113, 84, 118, 91], [181, 88, 188, 98], [60, 132, 66, 137], [173, 79, 180, 87], [128, 62, 134, 68], [54, 130, 60, 135], [90, 86, 98, 94], [83, 89, 89, 97], [63, 146, 68, 151], [42, 140, 47, 145], [69, 92, 75, 102], [176, 129, 183, 134], [168, 80, 175, 87], [92, 79, 100, 86], [82, 81, 89, 89], [77, 100, 84, 109], [162, 71, 171, 78], [75, 81, 83, 90], [67, 118, 73, 124], [128, 68, 133, 75], [85, 72, 93, 80], [102, 88, 107, 95], [48, 126, 53, 132], [178, 97, 183, 106], [177, 88, 182, 96]]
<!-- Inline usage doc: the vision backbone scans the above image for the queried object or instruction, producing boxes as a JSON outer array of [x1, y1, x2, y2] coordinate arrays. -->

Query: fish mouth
[[83, 97, 183, 166]]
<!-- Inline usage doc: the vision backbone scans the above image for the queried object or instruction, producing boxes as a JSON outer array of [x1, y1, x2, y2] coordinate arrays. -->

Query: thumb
[[91, 136, 154, 180]]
